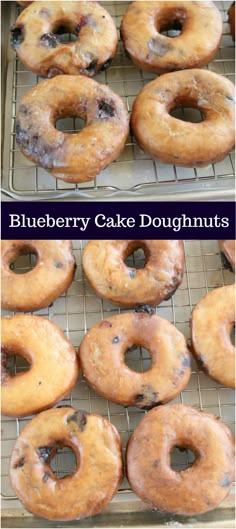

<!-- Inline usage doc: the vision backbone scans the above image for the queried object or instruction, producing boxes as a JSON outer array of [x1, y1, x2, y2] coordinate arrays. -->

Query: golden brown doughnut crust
[[82, 240, 184, 307], [219, 240, 235, 272], [15, 76, 130, 183], [1, 315, 79, 417], [9, 407, 123, 520], [131, 69, 235, 168], [79, 312, 191, 409], [121, 1, 222, 74], [1, 240, 75, 312], [11, 1, 118, 77], [228, 2, 235, 41], [191, 285, 235, 388], [126, 404, 235, 515]]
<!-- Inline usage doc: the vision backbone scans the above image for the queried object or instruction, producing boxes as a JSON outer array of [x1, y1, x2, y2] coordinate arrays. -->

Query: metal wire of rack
[[1, 240, 235, 508], [1, 1, 235, 200]]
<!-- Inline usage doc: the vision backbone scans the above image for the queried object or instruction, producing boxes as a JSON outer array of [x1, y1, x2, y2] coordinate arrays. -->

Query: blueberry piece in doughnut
[[10, 25, 24, 50], [220, 475, 231, 487], [37, 446, 54, 462], [47, 67, 64, 78], [40, 33, 59, 48], [128, 269, 136, 279], [43, 473, 50, 483], [181, 354, 191, 368], [97, 99, 116, 119], [100, 59, 112, 71], [148, 37, 173, 58], [14, 457, 25, 469], [39, 8, 51, 18], [135, 304, 155, 314], [54, 261, 64, 269], [112, 336, 120, 344], [135, 385, 159, 409], [1, 347, 7, 384], [85, 58, 98, 72], [67, 410, 87, 432]]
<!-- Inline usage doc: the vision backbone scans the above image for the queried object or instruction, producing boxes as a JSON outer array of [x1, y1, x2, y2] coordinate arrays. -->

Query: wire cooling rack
[[1, 240, 235, 512], [1, 1, 235, 200]]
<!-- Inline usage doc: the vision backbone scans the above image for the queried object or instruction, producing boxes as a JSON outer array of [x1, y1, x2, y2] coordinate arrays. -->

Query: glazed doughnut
[[131, 69, 235, 167], [228, 2, 235, 41], [1, 315, 79, 417], [126, 404, 235, 515], [191, 285, 235, 388], [9, 407, 123, 520], [15, 76, 129, 183], [82, 240, 184, 307], [121, 1, 222, 74], [79, 312, 191, 409], [219, 240, 235, 272], [11, 1, 118, 77], [1, 240, 75, 312]]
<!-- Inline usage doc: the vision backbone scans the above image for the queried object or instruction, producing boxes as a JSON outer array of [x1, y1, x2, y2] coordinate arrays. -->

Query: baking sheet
[[1, 1, 235, 200], [1, 240, 235, 526]]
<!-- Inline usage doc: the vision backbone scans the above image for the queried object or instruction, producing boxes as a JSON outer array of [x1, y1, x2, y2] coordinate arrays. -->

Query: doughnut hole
[[170, 107, 205, 123], [55, 116, 85, 134], [157, 8, 187, 37], [170, 445, 198, 471], [50, 445, 78, 479], [124, 345, 152, 372], [9, 245, 38, 274], [124, 243, 148, 274], [230, 324, 235, 346], [1, 347, 31, 379]]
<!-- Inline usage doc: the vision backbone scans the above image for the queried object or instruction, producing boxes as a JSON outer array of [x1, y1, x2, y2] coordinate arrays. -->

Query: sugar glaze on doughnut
[[11, 1, 118, 77], [1, 240, 75, 312], [79, 312, 191, 409], [131, 69, 235, 167], [15, 76, 129, 183], [121, 1, 222, 74], [82, 240, 184, 307], [191, 285, 235, 388], [9, 407, 123, 521], [1, 315, 79, 417], [126, 404, 235, 515]]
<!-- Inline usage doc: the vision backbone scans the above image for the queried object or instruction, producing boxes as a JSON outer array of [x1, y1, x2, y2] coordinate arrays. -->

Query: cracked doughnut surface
[[11, 1, 118, 77], [191, 285, 235, 388], [9, 407, 123, 520], [15, 76, 129, 183], [131, 69, 235, 167], [126, 404, 235, 515], [1, 315, 79, 417], [121, 1, 222, 74], [79, 312, 191, 408], [1, 240, 75, 312], [82, 240, 184, 307]]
